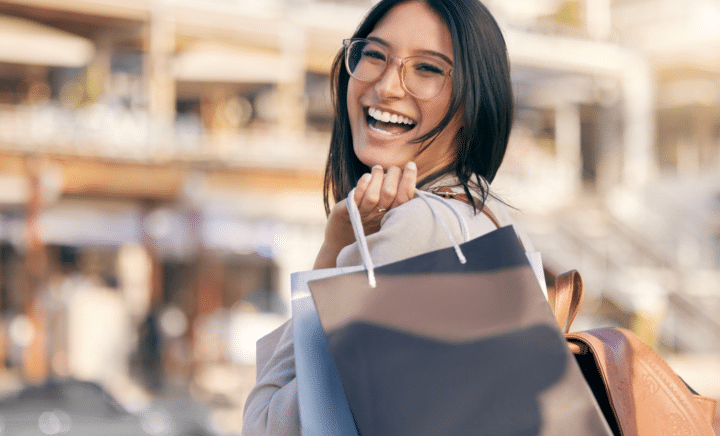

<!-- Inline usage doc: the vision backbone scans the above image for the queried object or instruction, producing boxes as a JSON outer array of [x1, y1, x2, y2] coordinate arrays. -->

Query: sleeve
[[242, 319, 300, 436]]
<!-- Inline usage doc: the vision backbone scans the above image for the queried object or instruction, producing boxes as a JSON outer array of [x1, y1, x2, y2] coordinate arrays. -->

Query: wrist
[[313, 240, 345, 269]]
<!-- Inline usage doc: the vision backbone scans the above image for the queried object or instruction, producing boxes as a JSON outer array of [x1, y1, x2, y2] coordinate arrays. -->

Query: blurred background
[[0, 0, 718, 434]]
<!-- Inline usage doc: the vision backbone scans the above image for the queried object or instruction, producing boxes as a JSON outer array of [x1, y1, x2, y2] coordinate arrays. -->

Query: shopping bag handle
[[347, 188, 469, 288]]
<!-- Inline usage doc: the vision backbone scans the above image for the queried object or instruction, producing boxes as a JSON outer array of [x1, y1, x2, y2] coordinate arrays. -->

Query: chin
[[357, 154, 407, 171], [354, 147, 403, 170]]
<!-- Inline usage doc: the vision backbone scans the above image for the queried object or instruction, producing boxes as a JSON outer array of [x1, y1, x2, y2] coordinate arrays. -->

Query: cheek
[[347, 80, 361, 117], [346, 81, 360, 134], [436, 91, 456, 122], [347, 79, 371, 141]]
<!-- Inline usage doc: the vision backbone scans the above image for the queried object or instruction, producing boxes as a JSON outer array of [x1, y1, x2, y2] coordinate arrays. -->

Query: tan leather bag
[[550, 270, 717, 436]]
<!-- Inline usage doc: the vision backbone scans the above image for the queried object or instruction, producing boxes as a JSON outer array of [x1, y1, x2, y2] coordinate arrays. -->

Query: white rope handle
[[347, 188, 469, 288], [347, 187, 377, 288], [416, 191, 468, 264], [417, 191, 470, 243]]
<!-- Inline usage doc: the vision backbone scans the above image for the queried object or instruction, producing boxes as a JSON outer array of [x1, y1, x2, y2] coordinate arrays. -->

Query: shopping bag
[[291, 203, 548, 435], [292, 266, 363, 436], [305, 191, 613, 436]]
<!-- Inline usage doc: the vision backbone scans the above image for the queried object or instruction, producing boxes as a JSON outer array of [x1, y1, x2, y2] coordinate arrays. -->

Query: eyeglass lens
[[345, 40, 449, 100]]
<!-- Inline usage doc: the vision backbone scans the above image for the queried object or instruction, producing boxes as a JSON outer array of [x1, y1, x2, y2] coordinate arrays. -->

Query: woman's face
[[347, 1, 464, 180]]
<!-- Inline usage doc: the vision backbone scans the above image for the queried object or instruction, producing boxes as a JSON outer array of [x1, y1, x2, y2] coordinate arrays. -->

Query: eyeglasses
[[343, 38, 453, 100]]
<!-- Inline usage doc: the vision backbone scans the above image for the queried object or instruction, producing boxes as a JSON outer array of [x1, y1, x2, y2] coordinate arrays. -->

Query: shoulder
[[336, 197, 436, 267], [382, 195, 492, 238], [336, 195, 498, 267]]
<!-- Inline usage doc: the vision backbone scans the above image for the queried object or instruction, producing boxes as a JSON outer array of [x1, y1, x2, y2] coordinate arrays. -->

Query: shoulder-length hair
[[323, 0, 513, 214]]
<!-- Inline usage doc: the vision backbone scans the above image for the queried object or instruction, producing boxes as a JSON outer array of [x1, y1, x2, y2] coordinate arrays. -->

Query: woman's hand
[[313, 161, 417, 269]]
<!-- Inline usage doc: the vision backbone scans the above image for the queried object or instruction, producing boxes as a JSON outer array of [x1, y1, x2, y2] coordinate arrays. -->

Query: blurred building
[[0, 0, 719, 430], [0, 1, 355, 425], [488, 0, 720, 358]]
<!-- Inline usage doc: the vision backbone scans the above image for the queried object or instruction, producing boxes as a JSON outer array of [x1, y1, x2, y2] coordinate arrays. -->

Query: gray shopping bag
[[306, 192, 613, 436]]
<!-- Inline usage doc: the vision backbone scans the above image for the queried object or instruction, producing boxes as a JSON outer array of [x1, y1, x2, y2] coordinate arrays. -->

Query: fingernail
[[372, 165, 384, 171], [406, 161, 416, 171]]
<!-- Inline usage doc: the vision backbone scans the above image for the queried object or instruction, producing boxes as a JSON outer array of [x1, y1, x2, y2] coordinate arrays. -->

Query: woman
[[242, 0, 527, 434]]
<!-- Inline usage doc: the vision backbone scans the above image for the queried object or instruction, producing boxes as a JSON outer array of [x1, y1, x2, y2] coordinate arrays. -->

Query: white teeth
[[368, 107, 415, 126]]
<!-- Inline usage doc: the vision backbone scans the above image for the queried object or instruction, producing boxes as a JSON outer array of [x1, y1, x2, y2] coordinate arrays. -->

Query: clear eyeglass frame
[[343, 38, 453, 100]]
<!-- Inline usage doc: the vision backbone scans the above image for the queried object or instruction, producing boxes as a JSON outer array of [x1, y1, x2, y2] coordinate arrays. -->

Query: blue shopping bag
[[292, 266, 362, 436]]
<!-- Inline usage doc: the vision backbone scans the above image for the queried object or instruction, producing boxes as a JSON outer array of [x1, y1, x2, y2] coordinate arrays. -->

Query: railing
[[522, 190, 720, 353], [0, 102, 329, 170], [664, 292, 720, 353]]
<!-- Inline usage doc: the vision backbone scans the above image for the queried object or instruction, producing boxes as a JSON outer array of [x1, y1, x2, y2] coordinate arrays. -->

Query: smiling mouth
[[366, 107, 416, 135]]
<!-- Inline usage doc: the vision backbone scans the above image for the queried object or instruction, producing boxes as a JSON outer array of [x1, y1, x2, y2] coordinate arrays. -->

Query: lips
[[366, 106, 416, 135]]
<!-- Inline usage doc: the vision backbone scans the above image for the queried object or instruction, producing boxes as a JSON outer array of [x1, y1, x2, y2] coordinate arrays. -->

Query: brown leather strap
[[431, 187, 501, 229], [481, 207, 501, 229], [550, 269, 584, 334]]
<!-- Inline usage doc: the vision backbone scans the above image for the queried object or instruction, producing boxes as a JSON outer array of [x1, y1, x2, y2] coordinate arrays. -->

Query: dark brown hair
[[323, 0, 513, 214]]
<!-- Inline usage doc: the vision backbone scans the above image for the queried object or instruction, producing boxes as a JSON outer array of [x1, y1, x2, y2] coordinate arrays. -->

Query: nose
[[374, 58, 406, 100]]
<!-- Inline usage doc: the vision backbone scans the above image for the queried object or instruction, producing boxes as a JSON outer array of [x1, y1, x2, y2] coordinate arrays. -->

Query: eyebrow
[[366, 36, 453, 66]]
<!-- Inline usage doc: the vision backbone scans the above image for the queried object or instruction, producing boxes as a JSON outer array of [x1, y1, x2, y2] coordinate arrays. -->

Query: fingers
[[349, 163, 417, 236], [354, 163, 417, 213], [354, 172, 372, 205], [392, 161, 417, 208], [378, 166, 401, 210], [357, 166, 385, 213]]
